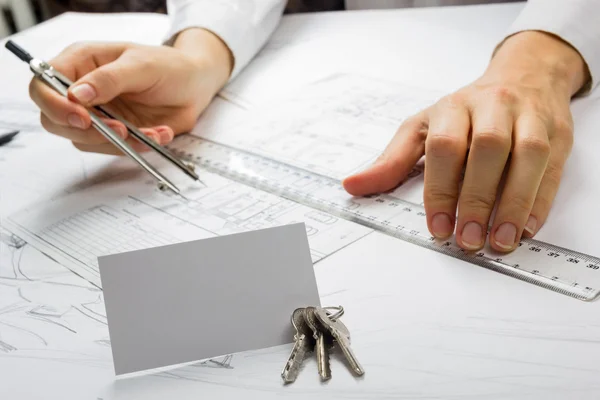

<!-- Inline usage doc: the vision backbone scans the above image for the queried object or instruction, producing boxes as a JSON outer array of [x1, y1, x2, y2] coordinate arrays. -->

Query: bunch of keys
[[281, 305, 365, 384]]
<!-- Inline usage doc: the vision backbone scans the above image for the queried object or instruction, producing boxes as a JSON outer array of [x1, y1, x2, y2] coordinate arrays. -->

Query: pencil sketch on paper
[[0, 227, 238, 374], [156, 354, 235, 381], [0, 228, 108, 355]]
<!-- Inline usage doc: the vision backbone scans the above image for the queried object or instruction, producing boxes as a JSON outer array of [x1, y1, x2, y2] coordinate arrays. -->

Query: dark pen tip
[[5, 40, 33, 63], [0, 130, 20, 146]]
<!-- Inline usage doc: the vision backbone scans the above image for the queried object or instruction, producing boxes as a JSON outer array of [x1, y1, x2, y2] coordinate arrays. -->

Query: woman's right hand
[[29, 28, 233, 154]]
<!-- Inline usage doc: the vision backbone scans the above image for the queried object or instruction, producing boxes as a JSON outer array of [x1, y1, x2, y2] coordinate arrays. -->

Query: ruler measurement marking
[[172, 137, 600, 301]]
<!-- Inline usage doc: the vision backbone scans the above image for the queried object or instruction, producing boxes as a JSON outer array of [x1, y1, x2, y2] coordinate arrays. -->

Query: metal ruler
[[170, 136, 600, 302]]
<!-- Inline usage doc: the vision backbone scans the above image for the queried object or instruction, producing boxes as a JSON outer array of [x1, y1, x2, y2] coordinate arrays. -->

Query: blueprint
[[0, 226, 109, 359], [1, 74, 432, 396], [6, 155, 372, 287], [3, 72, 431, 298], [203, 74, 438, 179], [0, 226, 258, 397]]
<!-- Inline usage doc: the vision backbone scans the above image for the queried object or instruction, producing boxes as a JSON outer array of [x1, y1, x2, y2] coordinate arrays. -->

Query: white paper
[[4, 6, 600, 400], [5, 228, 600, 400], [5, 156, 371, 287], [203, 73, 600, 257], [202, 74, 439, 180], [220, 5, 520, 108], [0, 226, 110, 362], [99, 223, 320, 375]]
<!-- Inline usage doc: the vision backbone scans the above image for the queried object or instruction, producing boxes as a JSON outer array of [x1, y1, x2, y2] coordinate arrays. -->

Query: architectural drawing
[[0, 226, 238, 379], [0, 227, 108, 354], [6, 74, 434, 288], [0, 74, 433, 398], [1, 75, 430, 386], [6, 161, 372, 287], [203, 74, 439, 179]]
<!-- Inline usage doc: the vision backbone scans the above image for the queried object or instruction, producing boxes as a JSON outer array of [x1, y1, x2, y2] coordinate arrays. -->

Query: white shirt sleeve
[[505, 0, 600, 93], [165, 0, 286, 79]]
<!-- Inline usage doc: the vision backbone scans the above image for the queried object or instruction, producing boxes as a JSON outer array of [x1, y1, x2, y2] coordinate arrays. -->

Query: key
[[315, 306, 365, 376], [304, 306, 333, 381], [281, 307, 315, 383]]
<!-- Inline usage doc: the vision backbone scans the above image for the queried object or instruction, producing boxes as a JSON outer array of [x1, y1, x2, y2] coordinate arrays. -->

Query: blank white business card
[[99, 223, 320, 375]]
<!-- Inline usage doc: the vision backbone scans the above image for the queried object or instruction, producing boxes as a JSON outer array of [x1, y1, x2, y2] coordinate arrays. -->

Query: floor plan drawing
[[201, 74, 439, 179], [6, 161, 373, 288], [1, 74, 436, 397]]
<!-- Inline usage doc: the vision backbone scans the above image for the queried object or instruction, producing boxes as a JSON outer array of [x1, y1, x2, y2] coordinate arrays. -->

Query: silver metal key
[[281, 308, 315, 383], [315, 307, 365, 376], [304, 306, 333, 381]]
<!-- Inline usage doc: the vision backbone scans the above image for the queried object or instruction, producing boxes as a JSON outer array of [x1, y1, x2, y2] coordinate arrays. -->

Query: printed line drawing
[[7, 164, 372, 287], [0, 226, 237, 376], [209, 74, 438, 179], [0, 227, 107, 354]]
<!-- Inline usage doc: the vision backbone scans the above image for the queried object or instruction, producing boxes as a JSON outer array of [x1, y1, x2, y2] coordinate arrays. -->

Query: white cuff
[[164, 0, 284, 80], [504, 0, 599, 94]]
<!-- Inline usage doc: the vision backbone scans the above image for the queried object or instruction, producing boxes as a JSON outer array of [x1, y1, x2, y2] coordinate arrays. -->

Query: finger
[[153, 125, 175, 145], [40, 114, 128, 144], [68, 52, 156, 107], [28, 42, 129, 127], [522, 130, 573, 237], [50, 42, 129, 81], [29, 79, 91, 129], [456, 102, 513, 250], [490, 115, 550, 251], [423, 97, 470, 239], [342, 111, 428, 196], [73, 128, 161, 155]]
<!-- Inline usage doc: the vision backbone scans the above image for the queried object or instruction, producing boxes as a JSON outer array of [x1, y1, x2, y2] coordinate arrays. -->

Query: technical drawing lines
[[0, 340, 17, 353], [37, 205, 180, 267], [200, 74, 439, 179], [155, 355, 235, 382], [197, 354, 234, 369]]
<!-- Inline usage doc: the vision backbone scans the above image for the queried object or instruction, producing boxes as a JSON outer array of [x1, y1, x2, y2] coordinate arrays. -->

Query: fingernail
[[431, 213, 453, 238], [524, 215, 537, 235], [112, 125, 127, 138], [494, 223, 517, 250], [461, 222, 483, 249], [71, 83, 96, 103], [156, 127, 174, 144], [67, 113, 85, 129], [149, 132, 160, 143]]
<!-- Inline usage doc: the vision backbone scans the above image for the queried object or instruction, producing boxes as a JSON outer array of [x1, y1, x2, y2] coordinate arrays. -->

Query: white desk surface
[[2, 4, 600, 399]]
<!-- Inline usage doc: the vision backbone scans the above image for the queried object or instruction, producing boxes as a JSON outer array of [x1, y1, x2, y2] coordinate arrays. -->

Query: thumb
[[342, 113, 428, 196], [68, 55, 152, 106]]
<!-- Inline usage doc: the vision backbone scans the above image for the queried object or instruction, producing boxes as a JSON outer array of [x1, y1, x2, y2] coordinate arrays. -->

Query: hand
[[29, 28, 232, 154], [343, 32, 590, 252]]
